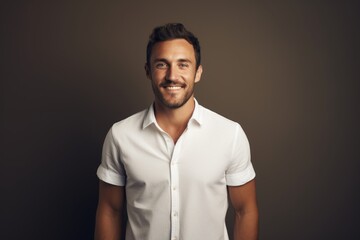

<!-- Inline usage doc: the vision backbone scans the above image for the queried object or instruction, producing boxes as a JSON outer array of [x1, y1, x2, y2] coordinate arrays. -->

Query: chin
[[161, 97, 190, 109]]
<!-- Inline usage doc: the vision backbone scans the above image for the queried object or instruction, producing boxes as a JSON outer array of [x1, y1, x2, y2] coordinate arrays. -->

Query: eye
[[178, 63, 189, 69], [155, 62, 168, 69]]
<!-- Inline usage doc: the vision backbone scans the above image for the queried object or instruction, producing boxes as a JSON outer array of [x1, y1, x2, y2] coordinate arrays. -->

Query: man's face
[[146, 39, 202, 109]]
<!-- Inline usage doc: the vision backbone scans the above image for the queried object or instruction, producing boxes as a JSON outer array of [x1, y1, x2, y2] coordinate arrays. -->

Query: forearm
[[233, 210, 258, 240], [94, 206, 125, 240]]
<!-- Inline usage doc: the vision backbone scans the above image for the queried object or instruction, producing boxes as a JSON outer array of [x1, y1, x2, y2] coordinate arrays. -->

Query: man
[[95, 23, 258, 240]]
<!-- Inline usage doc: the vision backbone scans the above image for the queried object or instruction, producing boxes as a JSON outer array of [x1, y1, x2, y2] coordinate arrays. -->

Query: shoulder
[[198, 104, 249, 141], [110, 108, 148, 136], [200, 105, 240, 129]]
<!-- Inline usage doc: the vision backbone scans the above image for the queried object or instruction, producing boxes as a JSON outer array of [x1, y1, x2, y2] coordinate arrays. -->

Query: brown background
[[1, 1, 359, 239]]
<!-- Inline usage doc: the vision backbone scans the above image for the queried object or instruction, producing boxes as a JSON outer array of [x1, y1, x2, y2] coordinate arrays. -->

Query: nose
[[165, 64, 178, 82]]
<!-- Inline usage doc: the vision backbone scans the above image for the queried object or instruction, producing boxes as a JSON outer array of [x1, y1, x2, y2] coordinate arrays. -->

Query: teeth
[[166, 86, 181, 90]]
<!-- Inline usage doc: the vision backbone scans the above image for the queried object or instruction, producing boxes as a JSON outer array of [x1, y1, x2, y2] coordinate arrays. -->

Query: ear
[[195, 65, 203, 83], [145, 63, 151, 79]]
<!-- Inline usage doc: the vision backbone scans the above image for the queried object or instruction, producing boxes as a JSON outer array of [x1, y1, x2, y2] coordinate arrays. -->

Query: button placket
[[164, 135, 174, 156], [170, 138, 182, 240]]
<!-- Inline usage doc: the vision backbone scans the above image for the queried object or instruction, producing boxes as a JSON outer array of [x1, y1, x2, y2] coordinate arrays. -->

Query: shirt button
[[173, 211, 178, 217], [172, 186, 176, 191]]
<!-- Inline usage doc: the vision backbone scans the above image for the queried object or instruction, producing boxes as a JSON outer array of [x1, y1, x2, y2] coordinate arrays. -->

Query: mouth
[[165, 86, 182, 90], [161, 83, 185, 91]]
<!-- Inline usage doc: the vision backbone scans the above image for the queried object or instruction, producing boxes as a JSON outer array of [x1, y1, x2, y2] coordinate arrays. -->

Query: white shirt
[[97, 100, 256, 240]]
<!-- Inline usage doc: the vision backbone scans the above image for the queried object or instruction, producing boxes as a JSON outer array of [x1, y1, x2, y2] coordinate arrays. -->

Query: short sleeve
[[225, 124, 256, 186], [96, 127, 126, 186]]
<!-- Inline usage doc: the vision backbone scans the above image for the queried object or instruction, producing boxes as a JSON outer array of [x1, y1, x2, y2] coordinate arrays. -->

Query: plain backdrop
[[1, 1, 359, 239]]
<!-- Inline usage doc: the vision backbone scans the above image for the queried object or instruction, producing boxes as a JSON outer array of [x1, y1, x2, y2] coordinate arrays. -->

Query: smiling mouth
[[161, 83, 185, 91], [165, 86, 182, 90]]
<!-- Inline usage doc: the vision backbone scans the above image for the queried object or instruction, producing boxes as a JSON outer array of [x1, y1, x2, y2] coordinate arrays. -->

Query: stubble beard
[[152, 82, 195, 109]]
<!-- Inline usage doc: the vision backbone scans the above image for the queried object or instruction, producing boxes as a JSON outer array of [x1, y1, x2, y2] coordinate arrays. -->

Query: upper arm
[[97, 180, 126, 213], [95, 181, 126, 240], [228, 179, 258, 215]]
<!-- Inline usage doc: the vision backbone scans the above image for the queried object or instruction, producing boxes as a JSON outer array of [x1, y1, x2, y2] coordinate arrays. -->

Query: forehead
[[150, 39, 196, 61]]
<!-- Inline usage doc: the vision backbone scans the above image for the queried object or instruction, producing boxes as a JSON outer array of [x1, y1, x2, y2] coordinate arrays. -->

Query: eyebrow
[[153, 58, 193, 63]]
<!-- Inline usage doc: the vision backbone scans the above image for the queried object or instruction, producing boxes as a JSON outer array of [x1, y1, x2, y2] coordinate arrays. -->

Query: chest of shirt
[[118, 127, 233, 188]]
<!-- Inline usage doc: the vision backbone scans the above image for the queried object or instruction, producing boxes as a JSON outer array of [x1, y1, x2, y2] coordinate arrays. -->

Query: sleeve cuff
[[96, 165, 126, 186], [226, 166, 256, 186]]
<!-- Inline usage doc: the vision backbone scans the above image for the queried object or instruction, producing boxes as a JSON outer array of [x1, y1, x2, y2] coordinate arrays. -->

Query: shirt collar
[[142, 102, 157, 129], [142, 98, 203, 129], [191, 98, 203, 126]]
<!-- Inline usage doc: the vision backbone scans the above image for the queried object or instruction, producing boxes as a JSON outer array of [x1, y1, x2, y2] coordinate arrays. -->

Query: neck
[[154, 97, 195, 143]]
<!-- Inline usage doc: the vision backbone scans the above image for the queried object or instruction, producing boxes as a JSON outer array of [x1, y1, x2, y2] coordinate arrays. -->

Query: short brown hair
[[146, 23, 201, 69]]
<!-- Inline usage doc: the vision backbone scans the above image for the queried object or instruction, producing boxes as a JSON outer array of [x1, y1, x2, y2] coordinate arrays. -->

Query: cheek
[[181, 70, 195, 78], [149, 73, 160, 82], [152, 70, 166, 79]]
